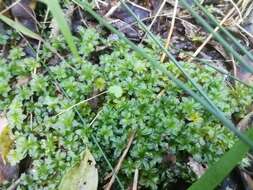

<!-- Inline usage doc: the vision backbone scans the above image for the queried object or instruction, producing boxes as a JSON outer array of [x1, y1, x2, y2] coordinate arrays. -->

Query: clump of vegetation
[[1, 28, 252, 189]]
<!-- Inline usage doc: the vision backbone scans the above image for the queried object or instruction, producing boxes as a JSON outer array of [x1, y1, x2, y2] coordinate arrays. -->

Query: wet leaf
[[59, 149, 98, 190]]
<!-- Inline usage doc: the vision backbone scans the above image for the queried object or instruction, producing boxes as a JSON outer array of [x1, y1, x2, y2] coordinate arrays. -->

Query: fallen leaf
[[0, 116, 13, 162], [111, 19, 141, 41], [59, 149, 98, 190], [112, 1, 151, 25]]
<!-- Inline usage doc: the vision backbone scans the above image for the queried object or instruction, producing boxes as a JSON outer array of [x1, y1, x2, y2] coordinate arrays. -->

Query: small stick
[[105, 131, 136, 190], [160, 0, 178, 63], [141, 0, 167, 43], [132, 168, 139, 190], [54, 91, 107, 117]]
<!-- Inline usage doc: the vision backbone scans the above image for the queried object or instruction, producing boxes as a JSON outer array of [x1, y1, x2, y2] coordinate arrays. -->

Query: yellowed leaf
[[59, 149, 98, 190], [0, 116, 13, 162]]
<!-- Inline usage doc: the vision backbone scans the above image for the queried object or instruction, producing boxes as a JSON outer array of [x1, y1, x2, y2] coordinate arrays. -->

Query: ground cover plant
[[1, 0, 253, 190]]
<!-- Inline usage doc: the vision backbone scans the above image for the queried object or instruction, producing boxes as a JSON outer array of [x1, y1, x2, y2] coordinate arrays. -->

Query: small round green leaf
[[109, 85, 123, 98]]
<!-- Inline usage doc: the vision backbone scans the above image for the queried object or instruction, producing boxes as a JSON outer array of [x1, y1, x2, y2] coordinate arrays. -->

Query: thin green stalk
[[191, 0, 253, 63], [112, 0, 253, 146], [116, 1, 225, 117], [73, 0, 253, 149], [173, 48, 252, 88], [42, 0, 80, 59], [188, 128, 253, 190], [179, 0, 253, 73], [198, 60, 252, 88]]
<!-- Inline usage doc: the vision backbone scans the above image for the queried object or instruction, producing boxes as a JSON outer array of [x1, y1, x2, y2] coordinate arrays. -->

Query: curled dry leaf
[[59, 149, 98, 190]]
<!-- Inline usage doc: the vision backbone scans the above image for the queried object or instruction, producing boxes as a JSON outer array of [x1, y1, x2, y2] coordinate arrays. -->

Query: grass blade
[[42, 0, 79, 58], [73, 0, 253, 149], [179, 0, 253, 74], [188, 128, 253, 190], [0, 14, 42, 41], [191, 0, 253, 63]]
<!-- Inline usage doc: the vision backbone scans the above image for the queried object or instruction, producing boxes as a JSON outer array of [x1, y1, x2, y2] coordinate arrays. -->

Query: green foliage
[[1, 28, 253, 189]]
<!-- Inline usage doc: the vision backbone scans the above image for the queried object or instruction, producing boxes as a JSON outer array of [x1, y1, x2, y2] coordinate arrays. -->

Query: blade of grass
[[188, 127, 253, 190], [179, 0, 253, 73], [73, 0, 253, 149], [42, 0, 79, 59], [117, 0, 222, 112], [0, 14, 42, 41], [110, 0, 253, 147], [191, 0, 253, 63], [174, 48, 252, 88]]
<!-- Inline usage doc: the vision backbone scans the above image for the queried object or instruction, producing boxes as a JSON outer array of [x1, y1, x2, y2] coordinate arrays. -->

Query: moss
[[0, 28, 252, 189]]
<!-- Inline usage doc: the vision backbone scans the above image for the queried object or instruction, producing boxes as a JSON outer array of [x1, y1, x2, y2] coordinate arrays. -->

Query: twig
[[54, 91, 107, 117], [160, 0, 178, 63], [7, 177, 21, 190], [228, 0, 243, 23], [141, 0, 167, 43], [88, 109, 103, 127], [105, 2, 121, 18], [105, 131, 136, 190], [132, 168, 139, 190], [236, 24, 253, 39]]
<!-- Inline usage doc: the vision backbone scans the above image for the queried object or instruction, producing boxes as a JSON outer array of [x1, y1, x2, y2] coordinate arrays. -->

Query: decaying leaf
[[59, 149, 98, 190], [0, 116, 13, 162]]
